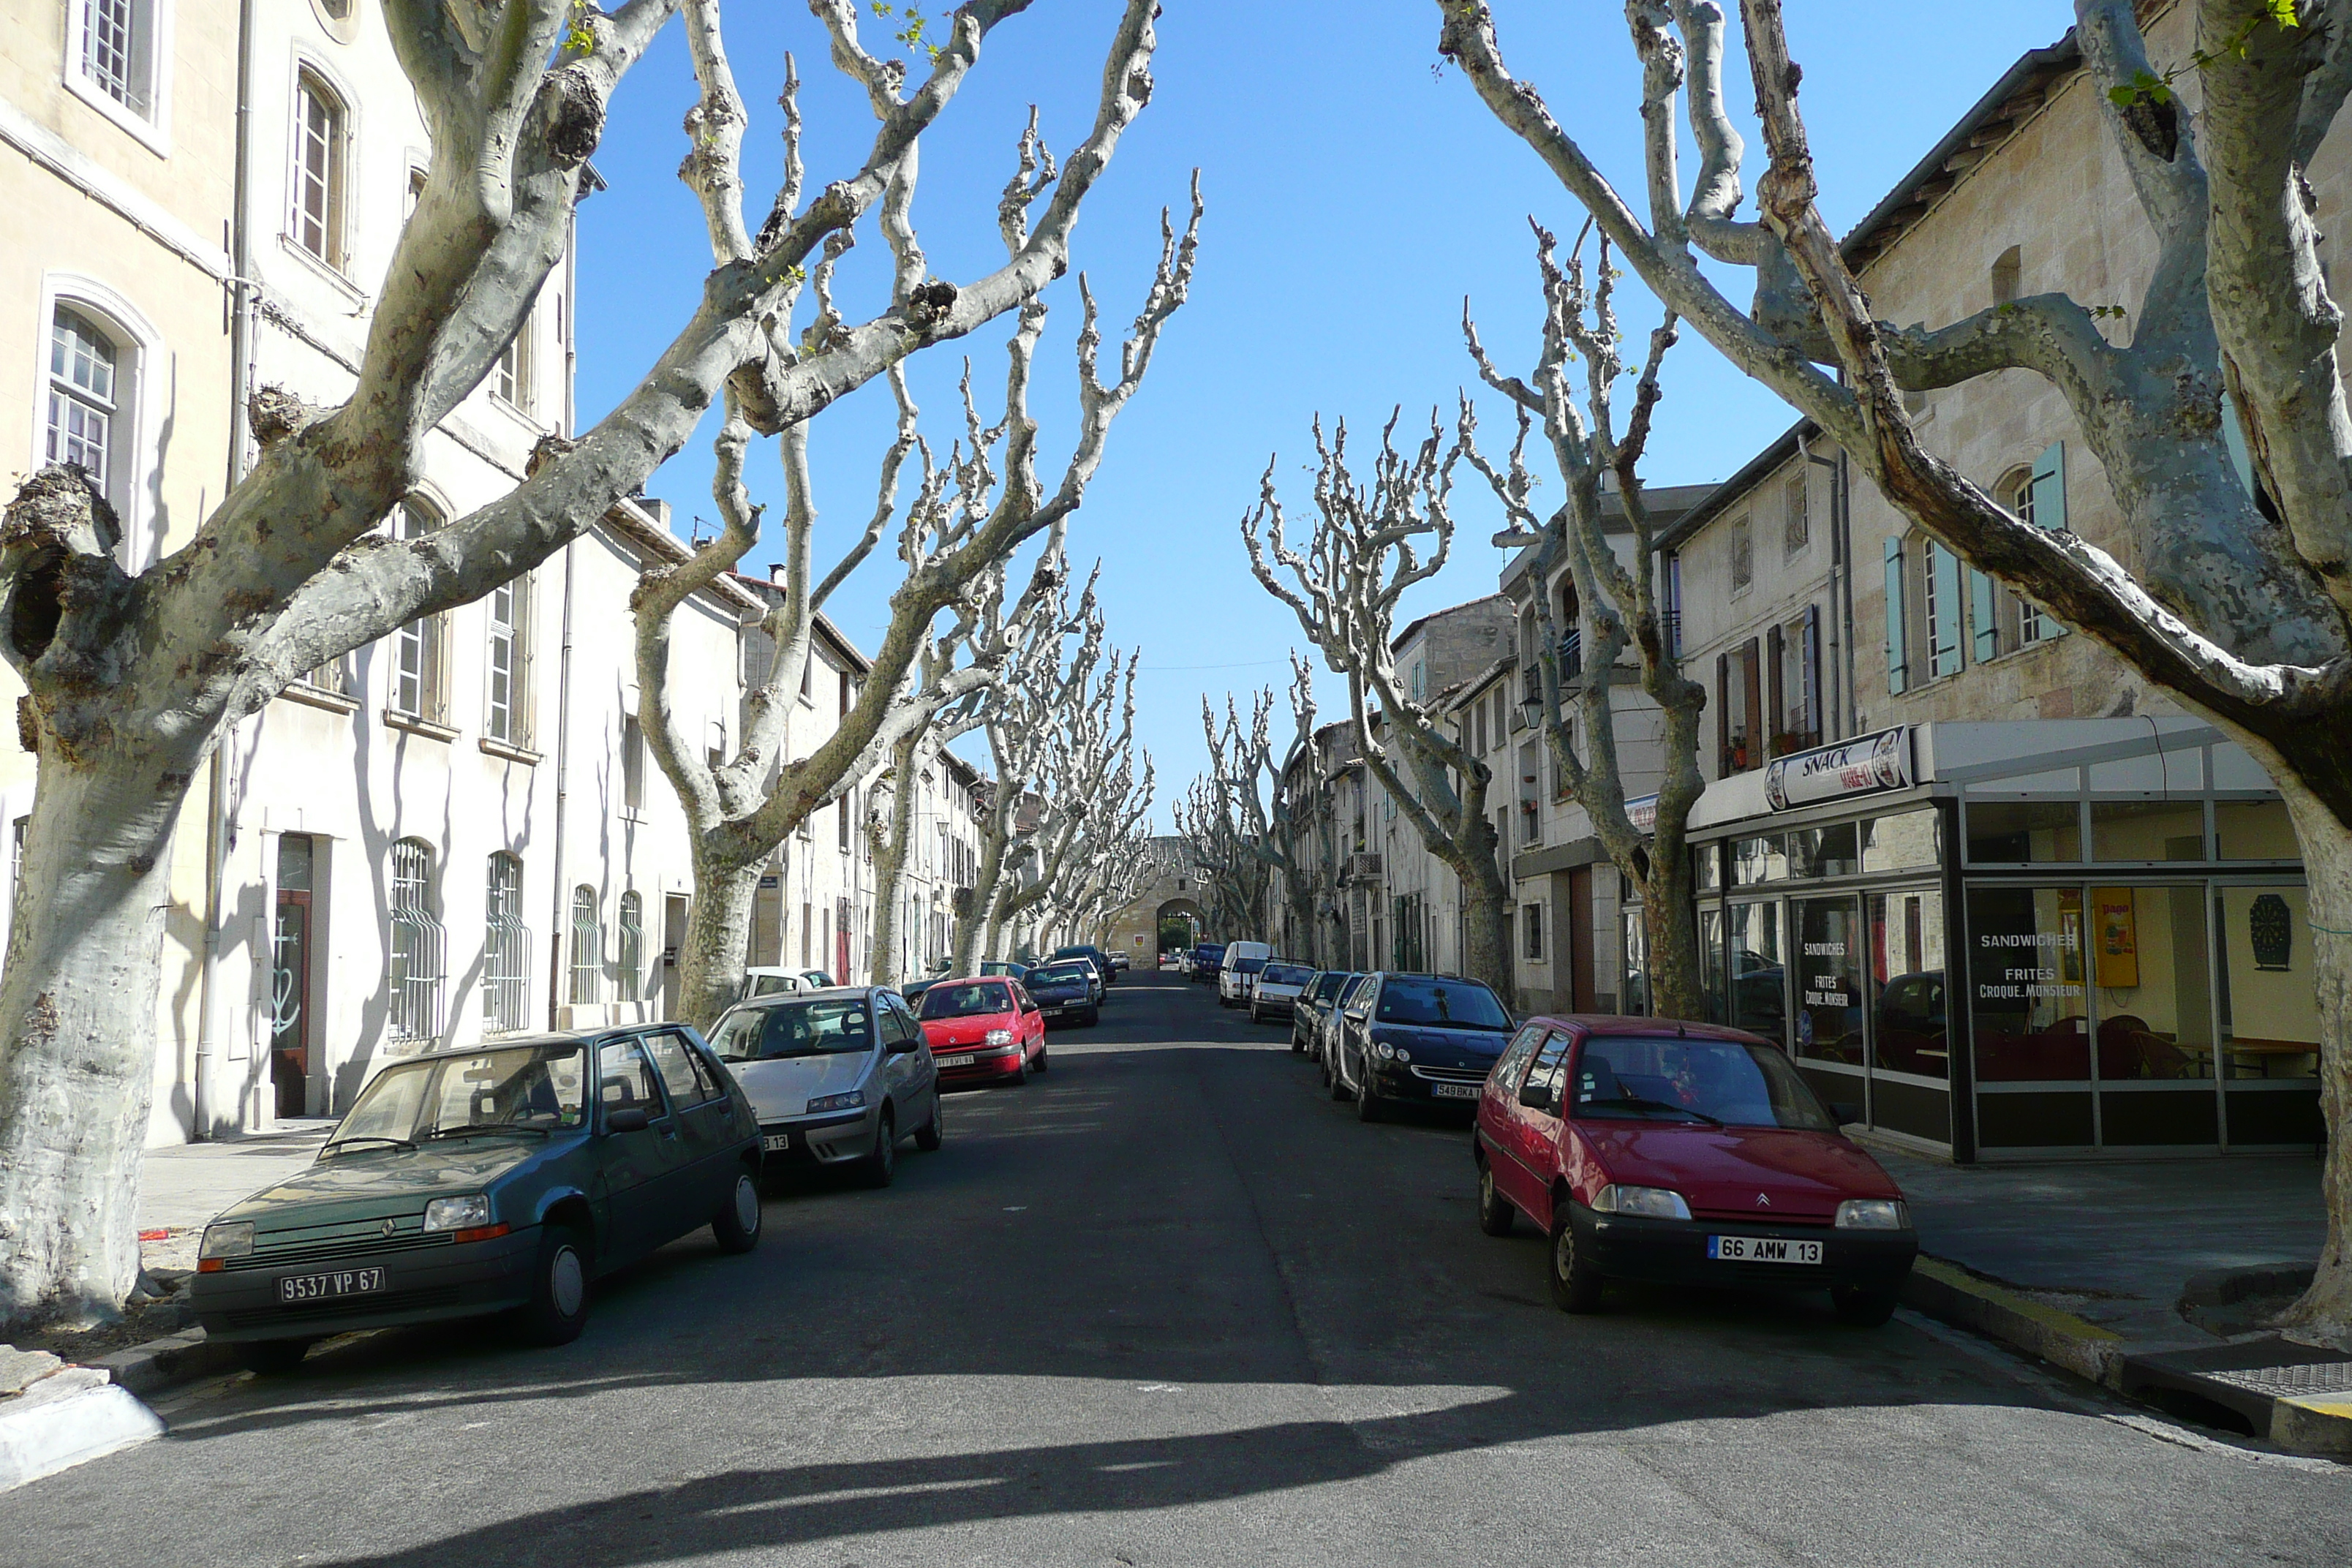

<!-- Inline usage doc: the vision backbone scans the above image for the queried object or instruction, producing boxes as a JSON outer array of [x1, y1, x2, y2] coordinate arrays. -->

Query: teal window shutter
[[1883, 538, 1908, 693], [1929, 542, 1964, 679], [2219, 392, 2258, 500], [2029, 442, 2066, 532], [1970, 566, 1999, 663]]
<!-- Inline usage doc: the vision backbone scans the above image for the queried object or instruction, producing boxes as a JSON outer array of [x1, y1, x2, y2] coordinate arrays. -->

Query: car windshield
[[1262, 963, 1313, 986], [745, 973, 798, 998], [707, 998, 875, 1061], [1031, 963, 1092, 986], [1569, 1035, 1838, 1131], [981, 962, 1026, 977], [1373, 978, 1509, 1030], [1320, 973, 1357, 1000], [330, 1045, 586, 1151], [919, 982, 1015, 1019], [1197, 948, 1224, 962]]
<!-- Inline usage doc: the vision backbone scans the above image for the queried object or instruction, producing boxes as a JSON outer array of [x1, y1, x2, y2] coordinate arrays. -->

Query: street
[[2, 973, 2345, 1567]]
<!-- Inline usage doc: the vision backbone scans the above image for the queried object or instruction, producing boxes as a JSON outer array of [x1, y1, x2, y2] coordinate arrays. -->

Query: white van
[[1218, 941, 1273, 1007], [739, 968, 807, 1002]]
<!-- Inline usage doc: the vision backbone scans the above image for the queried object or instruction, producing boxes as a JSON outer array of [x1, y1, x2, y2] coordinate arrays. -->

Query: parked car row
[[1273, 966, 1921, 1327], [192, 956, 1126, 1374]]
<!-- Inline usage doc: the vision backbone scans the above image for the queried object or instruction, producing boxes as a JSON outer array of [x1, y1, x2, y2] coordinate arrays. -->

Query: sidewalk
[[1867, 1142, 2352, 1455], [136, 1121, 334, 1275]]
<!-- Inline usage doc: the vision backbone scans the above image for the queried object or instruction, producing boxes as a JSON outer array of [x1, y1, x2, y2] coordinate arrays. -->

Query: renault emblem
[[381, 1218, 398, 1237], [1754, 1193, 1771, 1209]]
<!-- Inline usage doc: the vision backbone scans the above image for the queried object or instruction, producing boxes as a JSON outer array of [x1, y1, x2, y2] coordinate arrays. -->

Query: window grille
[[616, 891, 644, 1003], [79, 0, 154, 113], [569, 886, 603, 1006], [46, 307, 116, 489], [292, 74, 347, 268], [482, 853, 530, 1031], [389, 840, 445, 1041]]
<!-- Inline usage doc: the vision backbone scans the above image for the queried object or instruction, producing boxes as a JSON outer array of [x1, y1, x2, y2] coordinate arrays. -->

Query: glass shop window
[[1964, 801, 2081, 864], [2089, 801, 2207, 862], [1726, 900, 1786, 1047], [1620, 909, 1649, 1017], [1730, 834, 1788, 886], [2076, 886, 2217, 1082], [2215, 886, 2320, 1079], [1787, 822, 1859, 879], [1869, 889, 1949, 1080], [2215, 800, 2297, 862], [1965, 885, 2090, 1081], [1790, 896, 1863, 1066], [1694, 843, 1722, 892], [1699, 907, 1727, 1026], [1861, 807, 1940, 872]]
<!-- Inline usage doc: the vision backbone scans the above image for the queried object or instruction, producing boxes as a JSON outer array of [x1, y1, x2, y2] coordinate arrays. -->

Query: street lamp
[[1520, 690, 1544, 729]]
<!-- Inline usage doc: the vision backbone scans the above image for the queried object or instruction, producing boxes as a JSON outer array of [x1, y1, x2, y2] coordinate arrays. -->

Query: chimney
[[768, 562, 788, 585]]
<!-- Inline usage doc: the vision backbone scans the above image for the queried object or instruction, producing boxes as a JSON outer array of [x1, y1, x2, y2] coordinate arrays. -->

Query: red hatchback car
[[915, 978, 1048, 1087], [1474, 1017, 1917, 1324]]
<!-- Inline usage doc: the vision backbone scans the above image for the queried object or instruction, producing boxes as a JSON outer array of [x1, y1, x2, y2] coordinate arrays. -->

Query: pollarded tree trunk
[[956, 819, 1011, 973], [676, 845, 764, 1035], [0, 740, 198, 1324], [1642, 847, 1703, 1021], [2283, 778, 2352, 1338]]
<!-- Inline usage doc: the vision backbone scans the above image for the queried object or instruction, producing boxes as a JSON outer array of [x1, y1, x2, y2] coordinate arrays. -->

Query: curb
[[1901, 1255, 2126, 1388], [0, 1371, 165, 1494], [88, 1327, 241, 1398], [1903, 1255, 2352, 1459]]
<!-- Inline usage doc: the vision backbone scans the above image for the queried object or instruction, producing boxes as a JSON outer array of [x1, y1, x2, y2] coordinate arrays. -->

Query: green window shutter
[[1929, 542, 1964, 679], [1970, 566, 1999, 663], [2029, 442, 2066, 532], [1883, 537, 1908, 694]]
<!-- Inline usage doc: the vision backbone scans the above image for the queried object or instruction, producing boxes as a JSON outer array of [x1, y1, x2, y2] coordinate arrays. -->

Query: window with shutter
[[1970, 565, 1999, 663], [1926, 542, 1964, 679]]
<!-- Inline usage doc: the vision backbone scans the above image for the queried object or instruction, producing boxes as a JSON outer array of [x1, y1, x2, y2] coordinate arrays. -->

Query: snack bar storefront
[[1621, 720, 2324, 1163]]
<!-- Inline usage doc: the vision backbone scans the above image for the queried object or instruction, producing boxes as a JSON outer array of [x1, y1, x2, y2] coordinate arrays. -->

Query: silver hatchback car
[[705, 987, 942, 1187]]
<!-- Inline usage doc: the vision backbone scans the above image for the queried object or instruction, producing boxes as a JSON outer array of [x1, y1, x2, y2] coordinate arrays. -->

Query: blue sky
[[576, 1, 2075, 828]]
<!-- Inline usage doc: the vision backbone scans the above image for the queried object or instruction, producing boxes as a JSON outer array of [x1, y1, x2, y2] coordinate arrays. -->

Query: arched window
[[390, 498, 446, 721], [569, 885, 603, 1006], [291, 69, 349, 270], [482, 852, 529, 1031], [616, 890, 644, 1004], [389, 840, 445, 1041], [45, 306, 118, 490]]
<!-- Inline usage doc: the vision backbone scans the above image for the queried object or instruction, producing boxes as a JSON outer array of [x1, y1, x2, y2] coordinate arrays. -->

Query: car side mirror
[[1828, 1101, 1861, 1126], [607, 1107, 652, 1134], [1517, 1082, 1554, 1112], [888, 1036, 921, 1055]]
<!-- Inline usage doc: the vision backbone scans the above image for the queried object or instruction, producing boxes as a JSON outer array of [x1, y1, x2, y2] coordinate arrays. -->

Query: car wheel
[[1011, 1049, 1030, 1086], [1290, 1028, 1305, 1055], [516, 1224, 593, 1345], [915, 1094, 944, 1151], [1032, 1043, 1049, 1074], [1476, 1161, 1515, 1237], [861, 1109, 898, 1188], [236, 1338, 314, 1376], [1548, 1214, 1605, 1313], [1831, 1284, 1900, 1327], [712, 1169, 763, 1254], [1329, 1049, 1352, 1101], [1356, 1075, 1386, 1123]]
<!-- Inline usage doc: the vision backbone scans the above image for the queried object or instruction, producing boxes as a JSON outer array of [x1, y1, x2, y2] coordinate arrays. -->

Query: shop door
[[271, 835, 314, 1119], [1567, 867, 1596, 1011], [661, 894, 689, 1019]]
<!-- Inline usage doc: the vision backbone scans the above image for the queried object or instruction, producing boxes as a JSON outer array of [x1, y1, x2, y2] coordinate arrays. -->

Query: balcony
[[1349, 851, 1383, 879]]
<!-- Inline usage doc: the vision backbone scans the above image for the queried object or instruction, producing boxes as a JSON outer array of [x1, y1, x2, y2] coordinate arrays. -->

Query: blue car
[[1025, 960, 1101, 1028]]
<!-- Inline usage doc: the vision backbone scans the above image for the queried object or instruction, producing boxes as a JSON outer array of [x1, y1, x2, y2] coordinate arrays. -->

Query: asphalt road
[[4, 973, 2347, 1567]]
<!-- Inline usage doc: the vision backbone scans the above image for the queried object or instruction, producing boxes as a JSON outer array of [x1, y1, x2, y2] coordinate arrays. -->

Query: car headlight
[[197, 1220, 254, 1272], [984, 1028, 1014, 1047], [1375, 1041, 1395, 1060], [423, 1194, 491, 1233], [1591, 1184, 1693, 1221], [1835, 1198, 1910, 1229], [806, 1088, 868, 1114], [1393, 1047, 1411, 1064]]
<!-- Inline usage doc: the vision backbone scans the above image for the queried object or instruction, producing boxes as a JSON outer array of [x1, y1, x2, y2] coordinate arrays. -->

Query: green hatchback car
[[191, 1025, 764, 1372]]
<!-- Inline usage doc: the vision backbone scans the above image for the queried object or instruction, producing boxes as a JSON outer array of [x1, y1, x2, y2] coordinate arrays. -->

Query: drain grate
[[2203, 1362, 2352, 1399]]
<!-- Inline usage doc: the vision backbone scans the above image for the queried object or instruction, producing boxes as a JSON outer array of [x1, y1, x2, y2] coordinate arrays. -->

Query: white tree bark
[[1434, 0, 2352, 1343], [1243, 418, 1515, 1004]]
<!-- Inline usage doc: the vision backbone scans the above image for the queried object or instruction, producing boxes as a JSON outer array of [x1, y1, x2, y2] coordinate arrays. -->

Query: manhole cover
[[2204, 1362, 2352, 1398]]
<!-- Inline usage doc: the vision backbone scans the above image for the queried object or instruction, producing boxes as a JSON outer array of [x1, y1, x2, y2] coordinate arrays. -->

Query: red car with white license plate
[[916, 978, 1048, 1087], [1473, 1017, 1917, 1324]]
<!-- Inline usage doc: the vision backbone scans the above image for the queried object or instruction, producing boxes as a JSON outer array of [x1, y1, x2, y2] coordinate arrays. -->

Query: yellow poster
[[2092, 888, 2139, 990]]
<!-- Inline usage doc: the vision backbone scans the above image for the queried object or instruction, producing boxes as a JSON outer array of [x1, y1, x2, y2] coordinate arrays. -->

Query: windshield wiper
[[320, 1135, 416, 1156], [1583, 1096, 1725, 1127], [424, 1123, 551, 1140]]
